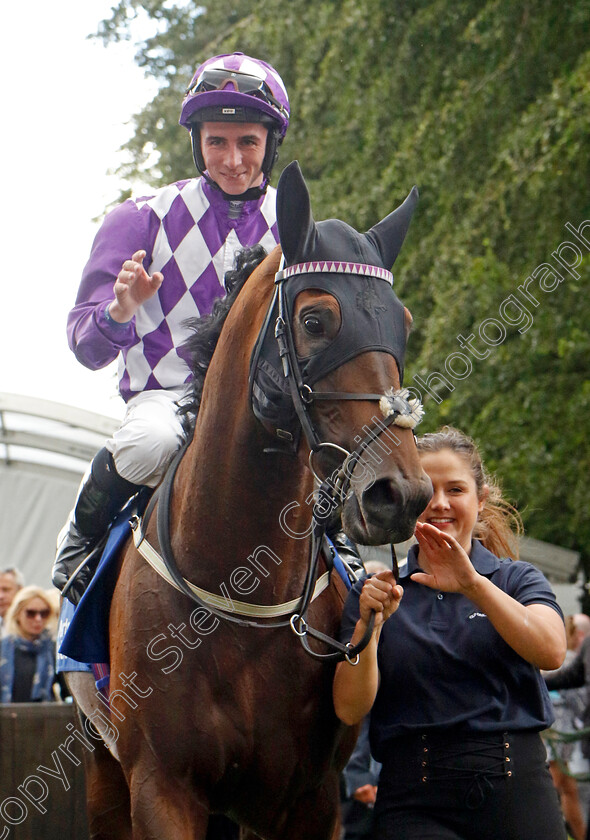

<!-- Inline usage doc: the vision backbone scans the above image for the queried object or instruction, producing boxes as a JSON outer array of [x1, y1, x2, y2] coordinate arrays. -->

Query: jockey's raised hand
[[109, 250, 164, 323]]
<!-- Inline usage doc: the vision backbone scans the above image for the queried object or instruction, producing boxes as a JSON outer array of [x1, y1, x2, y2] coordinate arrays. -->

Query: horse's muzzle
[[342, 473, 433, 546]]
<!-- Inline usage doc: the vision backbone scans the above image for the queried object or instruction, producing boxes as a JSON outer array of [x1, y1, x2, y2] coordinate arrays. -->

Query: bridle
[[272, 257, 423, 505], [271, 257, 422, 660], [135, 256, 423, 663]]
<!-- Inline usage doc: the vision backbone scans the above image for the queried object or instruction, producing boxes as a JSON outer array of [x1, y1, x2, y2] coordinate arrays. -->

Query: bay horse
[[72, 161, 432, 840]]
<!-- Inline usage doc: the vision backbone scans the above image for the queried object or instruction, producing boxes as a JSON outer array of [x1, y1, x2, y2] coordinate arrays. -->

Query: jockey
[[53, 53, 290, 605]]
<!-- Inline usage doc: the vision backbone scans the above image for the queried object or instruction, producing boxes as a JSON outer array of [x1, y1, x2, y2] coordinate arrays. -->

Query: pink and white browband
[[275, 261, 394, 285]]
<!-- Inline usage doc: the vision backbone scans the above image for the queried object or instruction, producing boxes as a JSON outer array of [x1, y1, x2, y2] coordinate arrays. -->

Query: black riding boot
[[53, 448, 143, 605]]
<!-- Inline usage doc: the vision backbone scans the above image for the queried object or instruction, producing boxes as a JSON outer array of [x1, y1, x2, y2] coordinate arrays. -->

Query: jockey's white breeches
[[106, 389, 187, 487]]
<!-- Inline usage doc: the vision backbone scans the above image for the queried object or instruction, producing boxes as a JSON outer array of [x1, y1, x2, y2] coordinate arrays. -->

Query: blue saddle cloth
[[58, 502, 140, 664]]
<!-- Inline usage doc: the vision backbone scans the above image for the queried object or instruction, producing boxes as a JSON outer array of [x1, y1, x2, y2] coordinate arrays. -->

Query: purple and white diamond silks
[[68, 177, 279, 402]]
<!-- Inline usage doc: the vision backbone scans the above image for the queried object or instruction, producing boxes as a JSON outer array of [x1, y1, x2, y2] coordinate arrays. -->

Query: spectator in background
[[0, 586, 56, 702], [0, 567, 24, 635], [545, 613, 590, 840]]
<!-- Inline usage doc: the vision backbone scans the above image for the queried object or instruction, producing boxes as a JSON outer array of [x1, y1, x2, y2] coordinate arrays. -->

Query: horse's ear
[[365, 186, 419, 269], [276, 161, 317, 264]]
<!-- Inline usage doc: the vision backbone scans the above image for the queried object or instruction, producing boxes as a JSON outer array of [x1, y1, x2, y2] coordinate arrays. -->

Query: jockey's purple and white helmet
[[179, 53, 290, 198], [179, 52, 290, 137]]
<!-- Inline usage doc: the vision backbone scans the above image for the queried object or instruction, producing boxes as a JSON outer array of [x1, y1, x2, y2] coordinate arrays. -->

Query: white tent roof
[[0, 392, 118, 588]]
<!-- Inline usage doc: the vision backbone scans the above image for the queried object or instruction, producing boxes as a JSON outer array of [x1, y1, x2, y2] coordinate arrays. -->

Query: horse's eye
[[303, 315, 324, 335]]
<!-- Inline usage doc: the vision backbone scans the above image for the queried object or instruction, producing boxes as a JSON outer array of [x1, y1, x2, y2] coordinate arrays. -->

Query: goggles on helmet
[[186, 68, 289, 121]]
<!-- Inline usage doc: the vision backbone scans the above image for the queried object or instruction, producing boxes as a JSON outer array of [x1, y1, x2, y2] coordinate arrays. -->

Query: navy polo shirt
[[340, 540, 564, 762]]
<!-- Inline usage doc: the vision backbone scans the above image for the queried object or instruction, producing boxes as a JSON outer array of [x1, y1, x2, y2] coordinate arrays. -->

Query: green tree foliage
[[96, 0, 590, 582]]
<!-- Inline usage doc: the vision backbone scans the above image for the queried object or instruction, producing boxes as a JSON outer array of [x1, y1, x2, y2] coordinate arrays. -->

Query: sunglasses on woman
[[24, 608, 50, 619]]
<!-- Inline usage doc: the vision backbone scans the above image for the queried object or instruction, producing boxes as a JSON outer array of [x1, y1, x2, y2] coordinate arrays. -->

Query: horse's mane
[[178, 244, 268, 428]]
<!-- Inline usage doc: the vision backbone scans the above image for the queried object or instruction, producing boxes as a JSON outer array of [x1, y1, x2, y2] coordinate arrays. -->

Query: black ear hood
[[249, 161, 418, 451], [276, 161, 418, 385]]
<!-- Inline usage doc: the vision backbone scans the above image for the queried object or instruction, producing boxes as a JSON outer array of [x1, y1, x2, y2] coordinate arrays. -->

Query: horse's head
[[250, 161, 431, 545]]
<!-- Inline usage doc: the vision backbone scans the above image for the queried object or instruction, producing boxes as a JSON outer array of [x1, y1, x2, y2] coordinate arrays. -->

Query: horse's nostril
[[362, 478, 401, 518], [360, 477, 431, 534]]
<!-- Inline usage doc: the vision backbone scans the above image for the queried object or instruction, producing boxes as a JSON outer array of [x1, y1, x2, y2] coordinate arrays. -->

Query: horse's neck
[[171, 409, 314, 595], [169, 246, 315, 594]]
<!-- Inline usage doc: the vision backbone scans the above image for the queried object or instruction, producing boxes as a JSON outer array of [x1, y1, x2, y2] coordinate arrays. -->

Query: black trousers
[[374, 730, 566, 840]]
